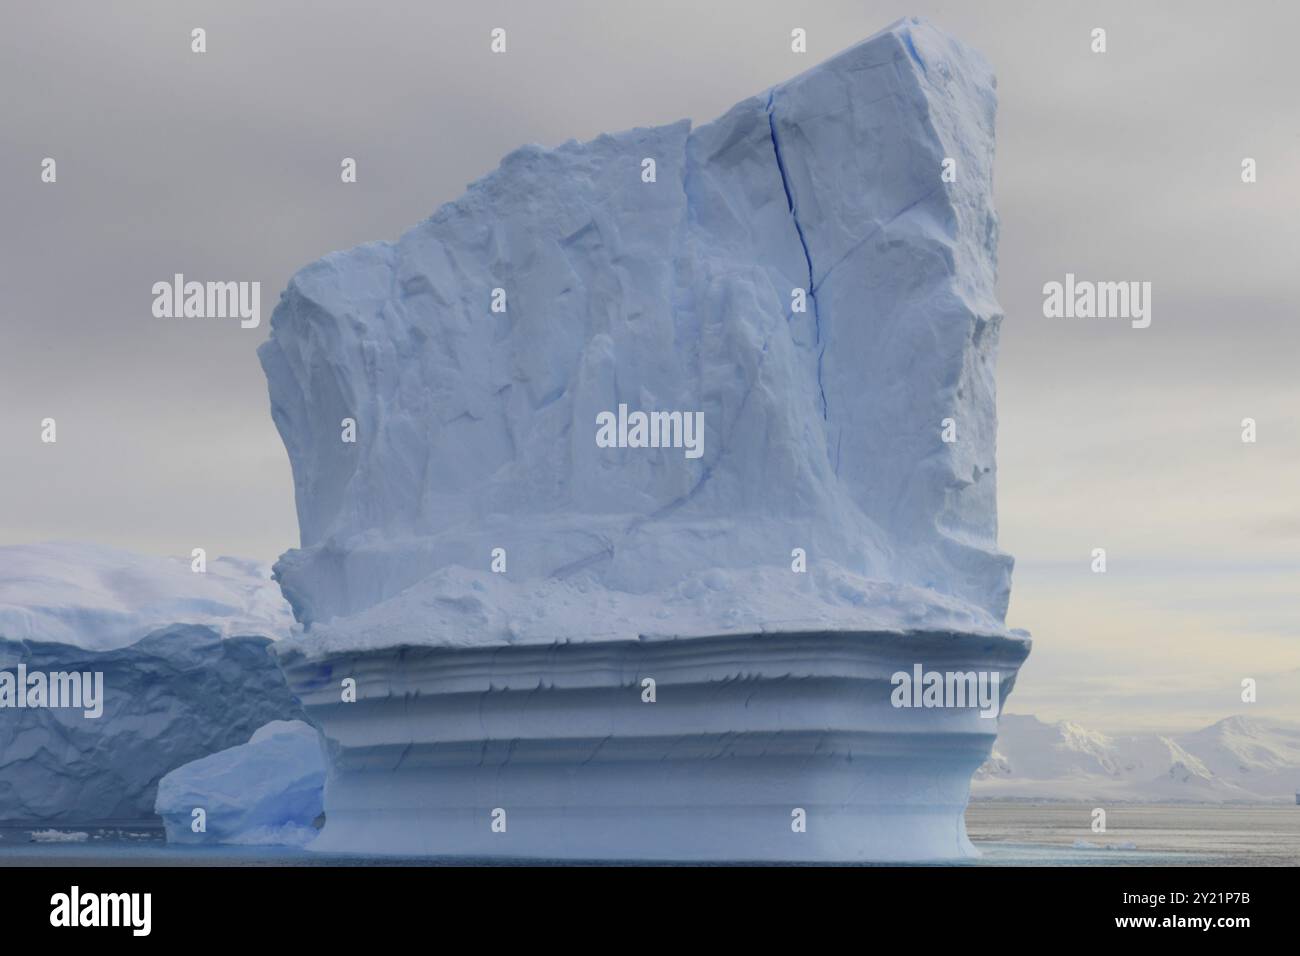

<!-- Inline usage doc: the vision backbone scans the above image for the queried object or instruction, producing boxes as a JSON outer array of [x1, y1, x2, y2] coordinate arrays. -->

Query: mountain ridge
[[976, 713, 1300, 803]]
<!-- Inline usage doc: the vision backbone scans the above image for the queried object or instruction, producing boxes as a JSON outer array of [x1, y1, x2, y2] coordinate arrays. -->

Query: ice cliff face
[[260, 17, 1011, 650]]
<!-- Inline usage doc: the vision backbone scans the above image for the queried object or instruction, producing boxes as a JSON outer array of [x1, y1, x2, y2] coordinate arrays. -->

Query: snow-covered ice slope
[[260, 17, 1012, 650], [156, 720, 324, 846], [0, 542, 293, 651], [0, 544, 303, 824], [262, 17, 1030, 861], [975, 715, 1300, 803]]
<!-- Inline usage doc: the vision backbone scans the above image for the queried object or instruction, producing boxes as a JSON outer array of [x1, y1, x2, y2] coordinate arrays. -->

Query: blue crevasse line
[[902, 30, 927, 75], [766, 91, 828, 421]]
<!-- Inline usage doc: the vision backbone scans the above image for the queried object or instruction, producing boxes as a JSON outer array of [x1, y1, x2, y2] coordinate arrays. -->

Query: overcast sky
[[2, 0, 1297, 730]]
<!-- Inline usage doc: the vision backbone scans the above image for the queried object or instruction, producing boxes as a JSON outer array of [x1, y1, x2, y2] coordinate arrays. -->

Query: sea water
[[2, 804, 1296, 866]]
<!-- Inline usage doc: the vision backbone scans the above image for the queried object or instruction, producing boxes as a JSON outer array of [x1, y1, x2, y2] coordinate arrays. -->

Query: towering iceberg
[[262, 17, 1029, 860]]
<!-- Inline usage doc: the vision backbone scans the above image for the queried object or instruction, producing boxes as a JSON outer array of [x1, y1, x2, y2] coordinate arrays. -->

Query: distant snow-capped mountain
[[975, 714, 1300, 803]]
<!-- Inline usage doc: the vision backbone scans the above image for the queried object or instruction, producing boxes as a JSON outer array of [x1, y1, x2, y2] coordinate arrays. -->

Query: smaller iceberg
[[155, 721, 325, 846], [0, 542, 303, 825]]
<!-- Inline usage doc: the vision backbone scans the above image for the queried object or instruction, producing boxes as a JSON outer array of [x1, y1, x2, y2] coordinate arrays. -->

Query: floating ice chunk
[[29, 829, 89, 843], [155, 720, 324, 846]]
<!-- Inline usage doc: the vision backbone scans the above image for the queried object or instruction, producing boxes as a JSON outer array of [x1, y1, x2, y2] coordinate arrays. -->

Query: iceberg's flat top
[[261, 17, 1015, 653], [0, 542, 293, 651]]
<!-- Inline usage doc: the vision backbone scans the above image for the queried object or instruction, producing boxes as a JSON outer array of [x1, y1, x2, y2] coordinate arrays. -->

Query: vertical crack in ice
[[766, 91, 828, 421]]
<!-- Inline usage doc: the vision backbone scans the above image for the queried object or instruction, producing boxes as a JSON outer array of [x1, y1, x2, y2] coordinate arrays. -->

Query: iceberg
[[155, 720, 325, 846], [0, 543, 304, 824], [262, 17, 1029, 860]]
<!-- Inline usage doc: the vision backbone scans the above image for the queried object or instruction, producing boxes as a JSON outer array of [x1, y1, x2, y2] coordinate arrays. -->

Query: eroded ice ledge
[[282, 628, 1029, 861]]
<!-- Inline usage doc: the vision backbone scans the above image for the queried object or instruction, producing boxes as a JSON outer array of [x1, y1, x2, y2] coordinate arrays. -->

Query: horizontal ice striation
[[260, 17, 1012, 650], [282, 629, 1028, 861]]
